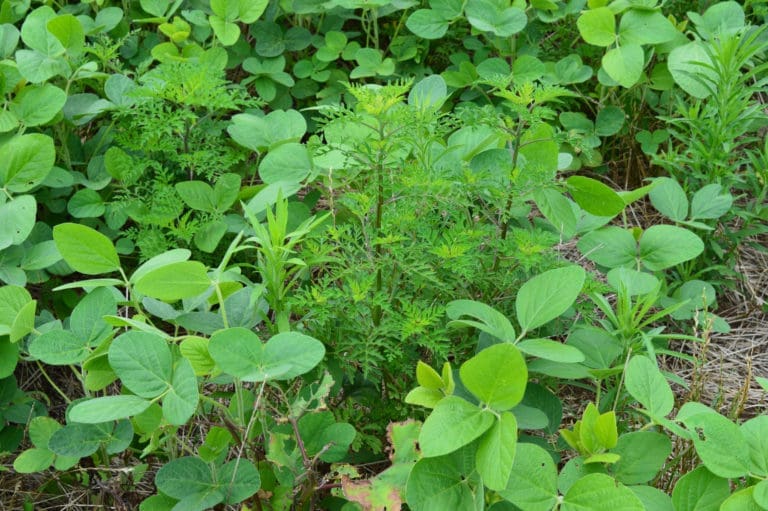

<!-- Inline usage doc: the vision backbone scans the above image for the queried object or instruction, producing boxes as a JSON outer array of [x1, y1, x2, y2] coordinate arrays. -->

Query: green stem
[[36, 361, 72, 404]]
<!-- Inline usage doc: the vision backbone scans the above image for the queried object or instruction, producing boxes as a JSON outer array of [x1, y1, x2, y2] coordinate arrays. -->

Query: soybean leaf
[[208, 327, 324, 382], [406, 446, 484, 510], [602, 44, 645, 88], [577, 7, 615, 46], [720, 487, 763, 511], [162, 357, 199, 425], [228, 110, 307, 151], [53, 223, 120, 275], [130, 249, 191, 284], [609, 431, 671, 484], [10, 84, 66, 127], [624, 356, 674, 419], [566, 176, 624, 216], [561, 473, 644, 511], [0, 133, 56, 192], [649, 177, 688, 222], [298, 412, 356, 462], [516, 265, 585, 333], [476, 412, 517, 491], [690, 184, 732, 220], [13, 448, 55, 473], [499, 442, 558, 510], [0, 195, 36, 250], [48, 423, 111, 458], [577, 227, 637, 268], [446, 299, 516, 341], [639, 225, 704, 271], [29, 329, 89, 365], [155, 456, 217, 499], [517, 338, 585, 363], [258, 142, 312, 184], [606, 267, 659, 296], [465, 0, 526, 37], [218, 459, 262, 503], [108, 331, 171, 398], [460, 343, 528, 411], [70, 287, 116, 347], [134, 261, 211, 301], [672, 466, 729, 511], [678, 406, 750, 479], [419, 396, 495, 457], [69, 395, 151, 423], [405, 9, 450, 40], [741, 416, 768, 476]]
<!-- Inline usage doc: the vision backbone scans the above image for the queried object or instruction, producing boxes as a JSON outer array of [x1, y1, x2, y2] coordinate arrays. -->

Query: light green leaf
[[516, 265, 585, 333], [577, 226, 637, 268], [606, 268, 659, 296], [67, 188, 105, 218], [10, 84, 66, 127], [258, 142, 312, 185], [517, 338, 585, 363], [460, 343, 528, 411], [610, 431, 671, 484], [500, 442, 558, 510], [29, 329, 89, 365], [720, 486, 763, 511], [155, 456, 217, 499], [567, 176, 625, 216], [602, 44, 645, 88], [624, 356, 674, 418], [533, 188, 577, 239], [108, 331, 171, 398], [671, 466, 729, 511], [741, 416, 768, 476], [476, 412, 517, 491], [46, 14, 84, 55], [678, 408, 750, 479], [639, 225, 704, 271], [419, 396, 495, 457], [668, 42, 715, 99], [48, 423, 110, 458], [577, 7, 615, 46], [446, 299, 516, 341], [175, 181, 215, 212], [162, 357, 199, 425], [690, 184, 732, 220], [209, 15, 240, 46], [405, 9, 450, 40], [416, 361, 444, 390], [465, 0, 526, 37], [562, 473, 644, 511], [208, 327, 325, 382], [0, 133, 55, 193], [618, 9, 679, 46], [69, 395, 151, 423], [53, 223, 120, 275], [180, 336, 217, 376], [649, 177, 688, 222], [228, 110, 307, 152], [130, 249, 191, 284], [406, 447, 485, 511], [13, 448, 55, 473], [134, 261, 211, 301], [0, 195, 36, 250]]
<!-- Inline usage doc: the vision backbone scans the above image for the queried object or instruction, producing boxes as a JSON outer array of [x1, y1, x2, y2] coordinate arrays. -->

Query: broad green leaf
[[609, 431, 671, 484], [404, 386, 444, 408], [0, 285, 32, 329], [649, 177, 688, 222], [419, 396, 495, 457], [562, 473, 644, 511], [618, 9, 679, 46], [405, 9, 450, 40], [500, 442, 557, 510], [10, 84, 66, 126], [602, 44, 644, 88], [29, 417, 61, 448], [741, 416, 768, 476], [47, 14, 84, 55], [754, 480, 768, 509], [577, 7, 615, 46], [228, 110, 307, 151], [13, 447, 55, 473], [212, 173, 241, 212], [21, 240, 62, 271], [0, 133, 55, 192], [162, 357, 199, 425], [533, 188, 577, 239], [671, 466, 729, 511], [208, 327, 325, 382], [476, 412, 517, 491], [180, 336, 217, 376], [70, 287, 116, 347], [408, 75, 448, 111], [720, 486, 763, 511], [465, 0, 526, 37], [0, 195, 36, 250], [175, 181, 215, 212], [517, 338, 585, 363], [69, 395, 151, 423], [668, 42, 715, 99], [690, 184, 732, 220], [298, 412, 356, 462], [0, 338, 19, 378], [258, 142, 312, 184], [406, 447, 484, 511], [209, 15, 239, 45], [566, 327, 622, 370], [446, 299, 515, 341], [606, 268, 659, 296], [156, 456, 217, 499], [516, 265, 585, 333], [48, 423, 110, 458], [595, 106, 624, 137], [639, 225, 704, 271], [693, 1, 745, 38], [134, 261, 211, 301], [108, 331, 171, 398], [460, 343, 527, 411], [130, 249, 191, 284], [67, 188, 105, 218], [629, 486, 674, 511], [218, 459, 262, 503], [567, 176, 624, 216], [678, 407, 750, 479], [416, 361, 444, 390], [9, 299, 34, 344], [577, 227, 636, 268], [20, 7, 61, 55], [29, 329, 89, 365], [624, 356, 674, 418], [53, 223, 120, 275]]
